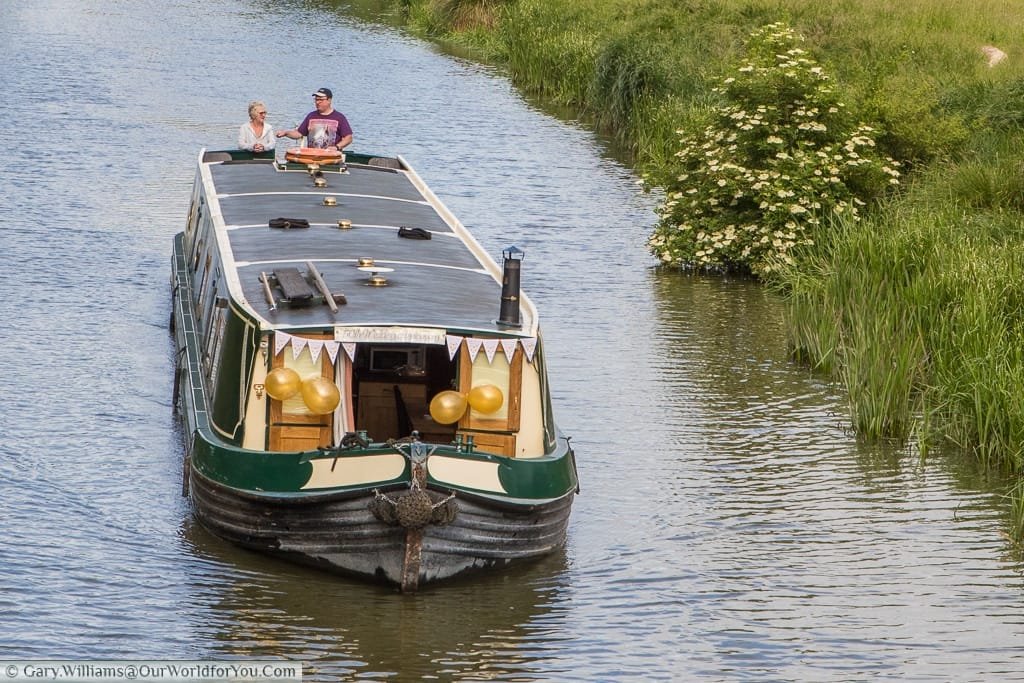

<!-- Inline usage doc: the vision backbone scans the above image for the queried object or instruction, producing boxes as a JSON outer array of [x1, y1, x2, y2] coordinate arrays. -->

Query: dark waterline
[[1, 1, 1023, 681]]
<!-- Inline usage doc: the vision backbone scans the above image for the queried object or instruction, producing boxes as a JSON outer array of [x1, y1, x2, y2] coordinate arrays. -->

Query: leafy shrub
[[864, 74, 969, 164], [647, 23, 901, 276], [590, 35, 671, 137]]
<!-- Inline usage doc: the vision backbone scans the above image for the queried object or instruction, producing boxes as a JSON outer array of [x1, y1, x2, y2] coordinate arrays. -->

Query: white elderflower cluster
[[648, 23, 900, 275]]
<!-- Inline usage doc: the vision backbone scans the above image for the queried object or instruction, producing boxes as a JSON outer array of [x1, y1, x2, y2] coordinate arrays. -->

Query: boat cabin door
[[269, 335, 336, 452]]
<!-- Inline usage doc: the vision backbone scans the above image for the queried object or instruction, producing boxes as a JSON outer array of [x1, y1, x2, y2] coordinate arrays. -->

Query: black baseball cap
[[312, 88, 333, 99]]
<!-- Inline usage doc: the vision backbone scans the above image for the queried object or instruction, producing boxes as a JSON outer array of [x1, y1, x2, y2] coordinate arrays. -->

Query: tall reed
[[776, 192, 1024, 469], [499, 0, 600, 106]]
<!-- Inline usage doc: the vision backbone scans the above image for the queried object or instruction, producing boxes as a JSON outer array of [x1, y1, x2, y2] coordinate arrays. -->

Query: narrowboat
[[170, 147, 577, 591]]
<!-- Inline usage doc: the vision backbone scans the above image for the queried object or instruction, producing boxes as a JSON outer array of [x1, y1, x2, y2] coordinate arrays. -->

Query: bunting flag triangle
[[342, 342, 357, 363], [520, 337, 538, 362], [482, 339, 499, 364], [446, 335, 464, 361], [291, 336, 309, 360], [274, 331, 291, 357], [307, 339, 324, 364], [324, 341, 341, 364], [465, 338, 483, 362], [500, 338, 518, 360]]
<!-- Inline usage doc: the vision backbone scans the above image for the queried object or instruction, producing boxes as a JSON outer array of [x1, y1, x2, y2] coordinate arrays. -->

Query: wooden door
[[269, 334, 334, 451], [457, 342, 522, 456]]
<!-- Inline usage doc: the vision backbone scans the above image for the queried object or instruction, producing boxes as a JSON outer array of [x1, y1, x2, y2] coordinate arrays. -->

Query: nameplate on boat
[[334, 326, 446, 345]]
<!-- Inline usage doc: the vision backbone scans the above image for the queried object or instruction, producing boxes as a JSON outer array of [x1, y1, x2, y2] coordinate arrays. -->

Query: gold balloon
[[265, 367, 301, 400], [468, 384, 504, 414], [429, 390, 468, 425], [301, 376, 340, 415]]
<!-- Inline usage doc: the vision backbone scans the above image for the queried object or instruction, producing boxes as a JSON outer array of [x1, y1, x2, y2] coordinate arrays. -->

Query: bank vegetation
[[369, 0, 1024, 536]]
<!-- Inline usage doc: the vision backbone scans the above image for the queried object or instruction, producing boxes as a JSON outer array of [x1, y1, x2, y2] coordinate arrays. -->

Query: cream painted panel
[[428, 456, 506, 493], [301, 454, 406, 490], [242, 349, 268, 450], [516, 359, 545, 458]]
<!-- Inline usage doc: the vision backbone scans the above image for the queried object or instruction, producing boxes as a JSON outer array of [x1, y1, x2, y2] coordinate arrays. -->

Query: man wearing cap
[[276, 88, 353, 151]]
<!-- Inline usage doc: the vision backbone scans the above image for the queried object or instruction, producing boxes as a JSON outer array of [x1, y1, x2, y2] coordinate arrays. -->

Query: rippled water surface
[[2, 1, 1023, 680]]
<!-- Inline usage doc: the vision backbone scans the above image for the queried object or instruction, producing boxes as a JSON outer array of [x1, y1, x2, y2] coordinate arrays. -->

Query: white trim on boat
[[217, 191, 431, 207], [233, 258, 489, 274]]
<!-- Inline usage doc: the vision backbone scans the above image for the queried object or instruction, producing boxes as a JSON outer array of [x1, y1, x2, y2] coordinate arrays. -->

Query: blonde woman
[[238, 101, 275, 153]]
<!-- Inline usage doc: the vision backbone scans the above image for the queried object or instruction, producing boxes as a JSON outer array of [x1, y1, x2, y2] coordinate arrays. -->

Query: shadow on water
[[646, 268, 841, 440], [179, 519, 570, 681], [635, 269, 1024, 679], [649, 267, 1018, 490]]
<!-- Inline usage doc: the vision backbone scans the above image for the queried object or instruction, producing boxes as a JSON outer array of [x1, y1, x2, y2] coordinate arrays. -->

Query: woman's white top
[[238, 121, 276, 150]]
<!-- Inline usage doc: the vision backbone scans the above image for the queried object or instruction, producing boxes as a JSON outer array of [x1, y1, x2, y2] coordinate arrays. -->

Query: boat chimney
[[497, 246, 524, 328]]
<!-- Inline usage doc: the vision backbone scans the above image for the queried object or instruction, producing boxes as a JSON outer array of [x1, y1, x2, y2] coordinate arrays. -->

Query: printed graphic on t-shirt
[[307, 119, 338, 149]]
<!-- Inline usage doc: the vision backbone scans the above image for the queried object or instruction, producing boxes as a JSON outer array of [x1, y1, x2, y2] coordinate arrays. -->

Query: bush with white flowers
[[648, 23, 900, 275]]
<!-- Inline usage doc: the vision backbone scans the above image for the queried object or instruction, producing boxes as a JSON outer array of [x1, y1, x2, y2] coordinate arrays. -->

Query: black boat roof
[[199, 150, 537, 337]]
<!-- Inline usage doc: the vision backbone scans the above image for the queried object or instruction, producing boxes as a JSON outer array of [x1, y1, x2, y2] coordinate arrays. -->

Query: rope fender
[[370, 488, 457, 529]]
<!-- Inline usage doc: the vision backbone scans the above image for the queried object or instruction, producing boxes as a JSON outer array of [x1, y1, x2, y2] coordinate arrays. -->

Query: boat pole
[[399, 460, 427, 593], [259, 272, 276, 311], [305, 260, 339, 313]]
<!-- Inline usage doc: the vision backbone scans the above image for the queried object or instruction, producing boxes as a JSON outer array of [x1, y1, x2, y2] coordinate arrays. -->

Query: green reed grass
[[498, 0, 600, 106], [382, 0, 1024, 179], [776, 198, 1024, 481], [924, 244, 1024, 472], [775, 210, 937, 439], [377, 0, 1024, 535]]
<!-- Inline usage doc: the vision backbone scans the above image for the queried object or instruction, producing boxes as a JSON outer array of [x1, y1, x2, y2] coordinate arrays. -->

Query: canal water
[[1, 1, 1023, 680]]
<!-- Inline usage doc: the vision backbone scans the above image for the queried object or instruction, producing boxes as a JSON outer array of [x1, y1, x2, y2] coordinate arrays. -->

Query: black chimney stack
[[497, 246, 524, 328]]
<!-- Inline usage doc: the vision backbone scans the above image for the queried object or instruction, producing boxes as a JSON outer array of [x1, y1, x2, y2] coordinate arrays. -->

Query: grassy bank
[[387, 0, 1024, 178], [373, 0, 1024, 535]]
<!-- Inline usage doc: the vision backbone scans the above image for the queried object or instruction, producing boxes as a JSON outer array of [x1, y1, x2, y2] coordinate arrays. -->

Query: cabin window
[[200, 267, 221, 322], [190, 210, 210, 274], [279, 349, 322, 416], [184, 192, 203, 249], [190, 237, 205, 291], [185, 200, 197, 241], [195, 252, 214, 318], [458, 344, 522, 432], [202, 290, 227, 386]]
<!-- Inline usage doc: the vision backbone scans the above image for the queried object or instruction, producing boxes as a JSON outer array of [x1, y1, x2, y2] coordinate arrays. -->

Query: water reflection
[[641, 269, 1024, 680], [181, 520, 569, 681]]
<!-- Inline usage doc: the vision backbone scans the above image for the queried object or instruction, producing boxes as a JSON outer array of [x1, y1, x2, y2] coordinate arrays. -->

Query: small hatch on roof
[[259, 263, 346, 313]]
